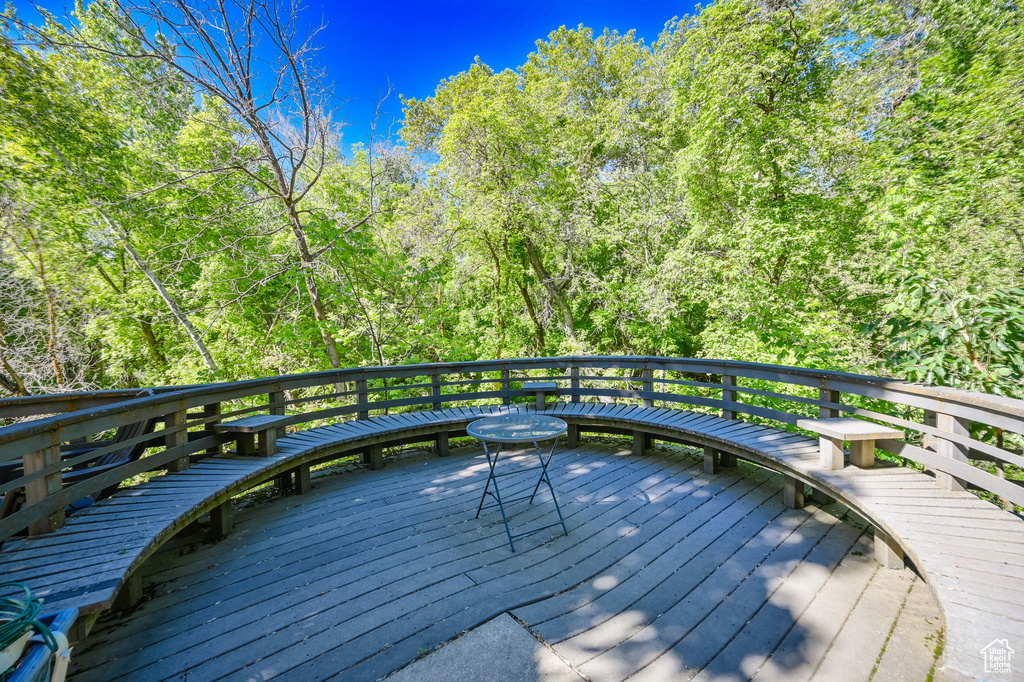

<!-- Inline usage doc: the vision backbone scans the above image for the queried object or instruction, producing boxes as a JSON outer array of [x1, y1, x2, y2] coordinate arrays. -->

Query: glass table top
[[466, 414, 567, 443]]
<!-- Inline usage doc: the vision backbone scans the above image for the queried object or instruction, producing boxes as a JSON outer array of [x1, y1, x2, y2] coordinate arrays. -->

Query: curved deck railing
[[1, 356, 1022, 541]]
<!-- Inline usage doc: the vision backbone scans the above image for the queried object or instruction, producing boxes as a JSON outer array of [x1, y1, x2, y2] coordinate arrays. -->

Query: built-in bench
[[797, 416, 906, 469], [522, 381, 559, 410], [1, 356, 1022, 682], [213, 415, 290, 456]]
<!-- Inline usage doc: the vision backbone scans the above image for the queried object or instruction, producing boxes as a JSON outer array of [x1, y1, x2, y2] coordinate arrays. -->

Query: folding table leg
[[528, 439, 568, 537], [475, 443, 516, 551], [528, 441, 548, 503]]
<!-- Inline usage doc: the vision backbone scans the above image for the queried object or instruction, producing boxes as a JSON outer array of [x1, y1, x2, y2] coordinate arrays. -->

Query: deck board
[[70, 443, 941, 682], [809, 566, 916, 682], [572, 508, 839, 680], [658, 511, 868, 682], [512, 472, 780, 635], [750, 533, 881, 682], [75, 447, 651, 674]]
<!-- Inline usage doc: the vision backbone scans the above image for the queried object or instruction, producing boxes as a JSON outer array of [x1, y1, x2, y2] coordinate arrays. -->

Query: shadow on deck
[[69, 442, 942, 681]]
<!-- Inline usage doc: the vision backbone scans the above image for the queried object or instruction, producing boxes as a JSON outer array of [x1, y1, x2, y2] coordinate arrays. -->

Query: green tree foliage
[[661, 0, 873, 366], [856, 1, 1024, 392], [402, 28, 701, 358], [0, 0, 1020, 400]]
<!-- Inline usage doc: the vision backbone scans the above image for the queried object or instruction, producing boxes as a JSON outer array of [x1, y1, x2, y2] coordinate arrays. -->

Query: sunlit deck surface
[[70, 441, 942, 681]]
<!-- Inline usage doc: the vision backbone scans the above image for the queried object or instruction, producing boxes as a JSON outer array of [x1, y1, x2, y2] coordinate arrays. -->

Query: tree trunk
[[96, 264, 167, 367], [121, 238, 219, 375], [270, 163, 342, 369], [483, 235, 508, 357], [517, 283, 546, 352], [0, 318, 27, 396], [524, 239, 576, 342], [139, 315, 167, 365], [21, 227, 66, 388], [291, 233, 342, 368]]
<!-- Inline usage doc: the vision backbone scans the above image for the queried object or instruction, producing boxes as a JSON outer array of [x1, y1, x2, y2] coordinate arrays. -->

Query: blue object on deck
[[6, 608, 77, 682], [65, 497, 93, 513]]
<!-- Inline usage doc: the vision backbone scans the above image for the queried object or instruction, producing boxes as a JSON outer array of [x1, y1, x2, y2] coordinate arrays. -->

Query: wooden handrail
[[1, 356, 1021, 540], [0, 385, 200, 420]]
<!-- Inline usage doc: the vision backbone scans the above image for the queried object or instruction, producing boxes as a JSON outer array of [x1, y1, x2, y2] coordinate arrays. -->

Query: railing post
[[570, 366, 580, 404], [819, 385, 840, 418], [203, 402, 222, 455], [166, 408, 190, 472], [922, 409, 938, 451], [995, 429, 1013, 511], [432, 369, 447, 455], [269, 390, 286, 439], [356, 378, 369, 420], [431, 370, 442, 411], [25, 445, 64, 535], [933, 411, 970, 492], [722, 374, 737, 420], [642, 368, 653, 408], [996, 462, 1013, 512], [501, 369, 511, 406]]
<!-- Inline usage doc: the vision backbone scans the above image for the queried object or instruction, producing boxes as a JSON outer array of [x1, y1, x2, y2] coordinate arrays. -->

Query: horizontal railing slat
[[826, 378, 1024, 435], [876, 439, 1024, 508]]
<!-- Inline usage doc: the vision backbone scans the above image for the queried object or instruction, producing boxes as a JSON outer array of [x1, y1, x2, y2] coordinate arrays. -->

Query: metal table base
[[474, 437, 568, 552]]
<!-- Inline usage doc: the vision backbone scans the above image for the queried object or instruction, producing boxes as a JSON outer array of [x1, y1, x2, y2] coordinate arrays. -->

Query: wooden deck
[[69, 442, 942, 681]]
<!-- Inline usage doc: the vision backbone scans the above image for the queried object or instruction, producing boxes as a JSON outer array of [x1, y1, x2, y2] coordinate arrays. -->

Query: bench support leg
[[632, 430, 647, 457], [113, 571, 142, 612], [68, 613, 100, 644], [237, 433, 256, 456], [819, 436, 844, 470], [874, 528, 904, 569], [258, 429, 278, 457], [435, 432, 450, 457], [366, 444, 384, 470], [703, 446, 719, 474], [295, 465, 311, 495], [849, 440, 875, 468], [719, 451, 737, 468], [809, 487, 834, 505], [211, 501, 233, 537], [566, 424, 578, 449], [784, 475, 805, 509], [274, 472, 293, 494]]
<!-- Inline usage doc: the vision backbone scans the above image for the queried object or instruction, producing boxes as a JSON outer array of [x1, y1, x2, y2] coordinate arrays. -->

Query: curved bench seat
[[1, 401, 1020, 681]]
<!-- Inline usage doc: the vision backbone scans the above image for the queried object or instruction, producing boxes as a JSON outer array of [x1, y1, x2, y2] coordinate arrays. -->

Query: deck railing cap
[[3, 357, 1024, 452]]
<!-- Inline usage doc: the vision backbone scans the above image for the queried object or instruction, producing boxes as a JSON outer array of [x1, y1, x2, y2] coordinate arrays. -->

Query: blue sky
[[315, 1, 698, 147], [24, 1, 698, 148]]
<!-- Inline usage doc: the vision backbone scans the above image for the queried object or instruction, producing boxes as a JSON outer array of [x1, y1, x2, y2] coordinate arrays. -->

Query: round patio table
[[466, 414, 569, 551]]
